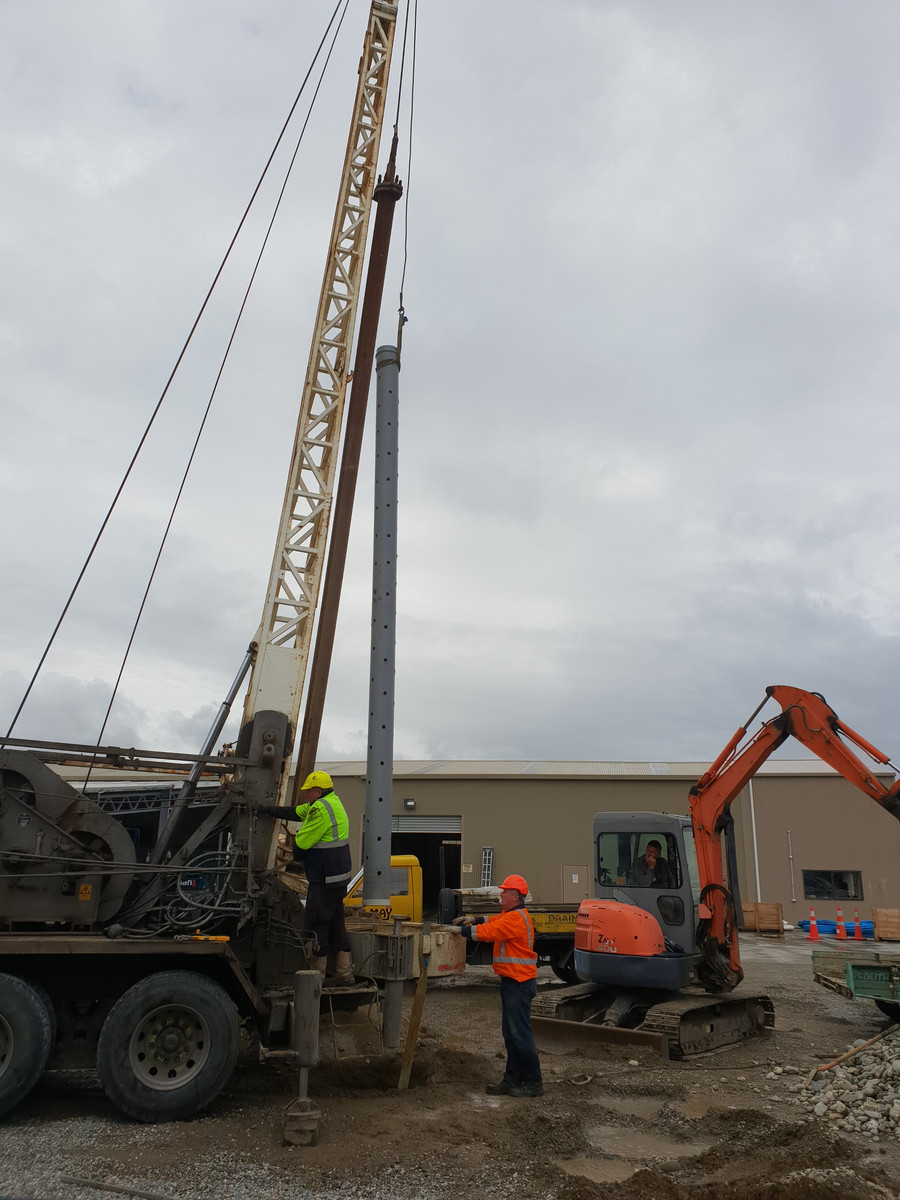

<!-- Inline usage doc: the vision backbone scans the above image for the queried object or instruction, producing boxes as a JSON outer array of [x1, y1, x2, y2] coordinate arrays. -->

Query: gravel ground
[[3, 936, 900, 1200]]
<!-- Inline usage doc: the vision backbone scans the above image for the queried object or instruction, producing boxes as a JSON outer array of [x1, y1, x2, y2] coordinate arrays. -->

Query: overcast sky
[[3, 0, 900, 772]]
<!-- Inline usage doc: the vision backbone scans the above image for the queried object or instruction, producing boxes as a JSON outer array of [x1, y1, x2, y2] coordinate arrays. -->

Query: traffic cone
[[853, 908, 864, 941], [806, 907, 820, 941], [836, 906, 847, 939]]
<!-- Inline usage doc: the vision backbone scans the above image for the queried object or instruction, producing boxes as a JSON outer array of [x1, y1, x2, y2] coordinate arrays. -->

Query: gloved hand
[[452, 914, 479, 926], [259, 804, 297, 819]]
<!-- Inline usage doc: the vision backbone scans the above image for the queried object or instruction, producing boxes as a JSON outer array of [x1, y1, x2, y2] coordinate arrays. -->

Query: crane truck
[[536, 686, 900, 1058], [0, 0, 434, 1125]]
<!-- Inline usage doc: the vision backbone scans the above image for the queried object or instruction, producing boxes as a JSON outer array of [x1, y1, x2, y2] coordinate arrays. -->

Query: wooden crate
[[873, 909, 900, 942], [740, 902, 784, 938]]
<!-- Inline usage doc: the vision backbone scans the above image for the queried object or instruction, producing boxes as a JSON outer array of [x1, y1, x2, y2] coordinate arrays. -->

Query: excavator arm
[[689, 685, 900, 992]]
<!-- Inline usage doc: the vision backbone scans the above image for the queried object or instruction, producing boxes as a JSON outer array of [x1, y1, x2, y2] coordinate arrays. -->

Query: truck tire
[[0, 973, 53, 1118], [437, 888, 461, 926], [97, 970, 239, 1123], [22, 979, 57, 1050], [875, 999, 900, 1022], [550, 945, 580, 985]]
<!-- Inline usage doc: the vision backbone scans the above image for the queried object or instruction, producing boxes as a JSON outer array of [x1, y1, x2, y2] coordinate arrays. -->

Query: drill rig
[[0, 0, 408, 1124]]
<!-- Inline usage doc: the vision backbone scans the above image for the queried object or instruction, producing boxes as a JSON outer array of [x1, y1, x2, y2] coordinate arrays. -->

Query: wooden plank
[[873, 909, 900, 942], [397, 948, 428, 1091]]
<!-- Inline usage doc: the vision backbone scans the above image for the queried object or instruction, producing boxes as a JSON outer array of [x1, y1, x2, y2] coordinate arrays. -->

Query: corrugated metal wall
[[329, 768, 900, 916]]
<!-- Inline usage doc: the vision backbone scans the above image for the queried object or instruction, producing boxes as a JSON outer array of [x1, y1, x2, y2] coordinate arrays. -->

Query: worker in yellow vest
[[260, 771, 354, 985]]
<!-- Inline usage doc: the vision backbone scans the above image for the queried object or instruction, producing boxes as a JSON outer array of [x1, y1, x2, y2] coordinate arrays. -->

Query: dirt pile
[[554, 1109, 895, 1200]]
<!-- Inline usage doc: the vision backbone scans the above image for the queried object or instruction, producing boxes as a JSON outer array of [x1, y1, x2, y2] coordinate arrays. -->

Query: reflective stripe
[[326, 870, 353, 884], [317, 796, 349, 845], [495, 910, 537, 966]]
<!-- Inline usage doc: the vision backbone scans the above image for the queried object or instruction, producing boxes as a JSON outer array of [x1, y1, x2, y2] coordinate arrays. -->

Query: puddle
[[554, 1156, 637, 1184], [705, 1156, 763, 1184], [596, 1095, 710, 1120], [587, 1123, 709, 1160], [679, 1097, 710, 1118], [597, 1097, 660, 1119], [556, 1123, 709, 1185]]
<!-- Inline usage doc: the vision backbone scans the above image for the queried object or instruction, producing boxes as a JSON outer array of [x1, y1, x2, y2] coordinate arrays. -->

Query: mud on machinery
[[0, 705, 468, 1125], [535, 685, 900, 1059]]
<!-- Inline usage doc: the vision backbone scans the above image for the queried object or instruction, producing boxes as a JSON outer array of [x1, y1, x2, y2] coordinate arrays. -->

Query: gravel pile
[[775, 1029, 900, 1138]]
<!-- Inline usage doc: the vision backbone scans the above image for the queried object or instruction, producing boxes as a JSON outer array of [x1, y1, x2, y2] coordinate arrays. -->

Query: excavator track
[[533, 984, 774, 1060], [533, 983, 600, 1021], [639, 991, 774, 1058]]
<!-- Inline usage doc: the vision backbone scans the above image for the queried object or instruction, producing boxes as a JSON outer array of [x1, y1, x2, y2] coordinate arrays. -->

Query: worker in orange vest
[[454, 873, 543, 1097]]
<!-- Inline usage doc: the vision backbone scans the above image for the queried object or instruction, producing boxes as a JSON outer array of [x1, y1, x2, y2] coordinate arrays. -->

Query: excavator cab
[[575, 812, 703, 990]]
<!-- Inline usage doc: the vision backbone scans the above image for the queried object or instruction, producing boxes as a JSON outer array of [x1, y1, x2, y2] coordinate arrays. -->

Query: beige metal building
[[320, 759, 900, 925]]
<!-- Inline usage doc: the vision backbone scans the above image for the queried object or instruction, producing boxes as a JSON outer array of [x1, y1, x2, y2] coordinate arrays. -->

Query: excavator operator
[[633, 840, 673, 888], [259, 770, 354, 986]]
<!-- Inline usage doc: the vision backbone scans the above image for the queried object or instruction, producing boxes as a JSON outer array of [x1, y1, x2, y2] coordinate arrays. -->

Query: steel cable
[[4, 0, 350, 746]]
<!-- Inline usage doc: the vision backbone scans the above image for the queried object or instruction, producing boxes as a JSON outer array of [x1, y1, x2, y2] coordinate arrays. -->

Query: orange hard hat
[[499, 874, 528, 895]]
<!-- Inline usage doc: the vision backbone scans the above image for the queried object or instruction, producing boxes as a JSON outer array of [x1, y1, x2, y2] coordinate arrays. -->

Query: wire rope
[[395, 0, 418, 360], [3, 0, 349, 745], [79, 2, 351, 790]]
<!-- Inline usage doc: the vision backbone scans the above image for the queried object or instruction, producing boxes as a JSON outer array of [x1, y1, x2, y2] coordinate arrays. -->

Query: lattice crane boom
[[241, 0, 398, 765]]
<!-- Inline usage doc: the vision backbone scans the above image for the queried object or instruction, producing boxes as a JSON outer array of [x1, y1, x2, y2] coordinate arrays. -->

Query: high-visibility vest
[[474, 906, 537, 982], [296, 793, 352, 887]]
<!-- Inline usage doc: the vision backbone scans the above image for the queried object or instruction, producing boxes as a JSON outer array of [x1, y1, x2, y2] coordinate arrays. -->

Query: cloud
[[3, 1, 900, 778]]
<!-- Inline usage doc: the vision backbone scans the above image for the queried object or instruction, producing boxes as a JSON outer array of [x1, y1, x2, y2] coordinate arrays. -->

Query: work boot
[[309, 956, 327, 976], [507, 1082, 544, 1098], [331, 950, 355, 987], [484, 1079, 516, 1096]]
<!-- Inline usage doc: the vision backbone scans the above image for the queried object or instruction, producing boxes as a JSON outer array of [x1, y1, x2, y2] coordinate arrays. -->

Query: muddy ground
[[3, 932, 900, 1200]]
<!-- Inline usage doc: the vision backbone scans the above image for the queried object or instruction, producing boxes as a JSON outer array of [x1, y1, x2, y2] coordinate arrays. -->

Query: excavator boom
[[690, 685, 900, 987]]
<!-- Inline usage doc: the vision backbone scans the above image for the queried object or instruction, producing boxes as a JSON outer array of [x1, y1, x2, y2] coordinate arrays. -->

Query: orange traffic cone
[[836, 906, 847, 939], [853, 908, 864, 941], [806, 907, 820, 941]]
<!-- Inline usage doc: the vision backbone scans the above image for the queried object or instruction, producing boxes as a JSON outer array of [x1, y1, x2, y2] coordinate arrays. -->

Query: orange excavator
[[536, 686, 900, 1057]]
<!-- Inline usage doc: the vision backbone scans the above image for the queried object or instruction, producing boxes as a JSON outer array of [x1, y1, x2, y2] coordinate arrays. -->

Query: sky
[[3, 0, 900, 770]]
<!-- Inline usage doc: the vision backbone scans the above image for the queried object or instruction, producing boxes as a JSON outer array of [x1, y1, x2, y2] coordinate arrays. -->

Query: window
[[802, 870, 863, 901], [480, 847, 494, 888], [657, 896, 684, 926], [595, 831, 681, 890], [389, 867, 409, 896]]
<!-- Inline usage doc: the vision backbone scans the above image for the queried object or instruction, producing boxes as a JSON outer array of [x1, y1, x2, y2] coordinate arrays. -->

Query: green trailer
[[812, 949, 900, 1021]]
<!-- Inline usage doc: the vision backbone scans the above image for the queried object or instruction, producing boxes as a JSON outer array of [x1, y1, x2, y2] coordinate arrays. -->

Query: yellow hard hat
[[301, 770, 333, 791]]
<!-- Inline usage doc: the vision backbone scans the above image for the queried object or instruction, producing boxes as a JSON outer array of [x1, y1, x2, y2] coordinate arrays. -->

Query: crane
[[0, 0, 414, 1125]]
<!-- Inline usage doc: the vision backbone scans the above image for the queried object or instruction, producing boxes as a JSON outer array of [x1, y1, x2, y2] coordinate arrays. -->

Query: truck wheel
[[21, 979, 57, 1049], [97, 971, 239, 1123], [0, 973, 53, 1118], [437, 888, 461, 925], [875, 999, 900, 1022], [550, 946, 580, 985]]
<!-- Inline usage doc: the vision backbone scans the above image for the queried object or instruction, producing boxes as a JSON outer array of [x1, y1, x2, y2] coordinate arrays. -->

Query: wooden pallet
[[873, 909, 900, 942], [740, 902, 784, 938]]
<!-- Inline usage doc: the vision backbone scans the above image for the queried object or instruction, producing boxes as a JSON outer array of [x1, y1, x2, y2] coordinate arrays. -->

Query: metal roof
[[318, 757, 874, 781], [48, 756, 890, 788]]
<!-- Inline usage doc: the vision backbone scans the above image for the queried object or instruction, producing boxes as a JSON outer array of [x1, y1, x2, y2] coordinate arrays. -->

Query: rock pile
[[778, 1029, 900, 1137]]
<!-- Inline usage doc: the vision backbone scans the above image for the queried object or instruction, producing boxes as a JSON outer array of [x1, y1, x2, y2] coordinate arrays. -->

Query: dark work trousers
[[306, 882, 351, 957], [499, 976, 542, 1087]]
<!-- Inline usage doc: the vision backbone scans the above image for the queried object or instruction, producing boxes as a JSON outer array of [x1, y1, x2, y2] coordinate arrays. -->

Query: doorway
[[391, 832, 461, 915]]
